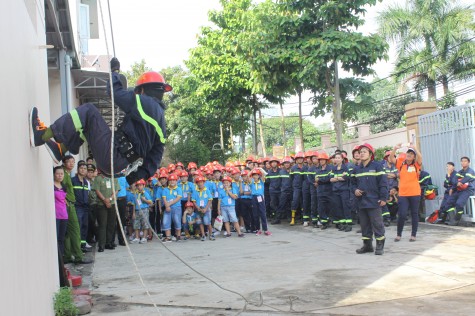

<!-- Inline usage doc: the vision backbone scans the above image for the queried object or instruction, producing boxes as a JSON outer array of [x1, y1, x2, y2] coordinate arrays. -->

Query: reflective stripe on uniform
[[70, 109, 86, 141], [419, 175, 431, 183], [73, 186, 89, 190], [135, 94, 166, 144], [354, 171, 385, 177]]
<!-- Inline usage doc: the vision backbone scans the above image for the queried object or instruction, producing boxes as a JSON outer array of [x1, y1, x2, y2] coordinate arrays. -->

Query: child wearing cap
[[182, 201, 202, 240], [154, 173, 168, 237], [250, 169, 271, 236], [161, 174, 183, 242], [126, 183, 136, 241], [179, 171, 192, 211], [218, 177, 244, 237], [239, 170, 254, 232], [192, 176, 214, 241], [132, 180, 154, 244]]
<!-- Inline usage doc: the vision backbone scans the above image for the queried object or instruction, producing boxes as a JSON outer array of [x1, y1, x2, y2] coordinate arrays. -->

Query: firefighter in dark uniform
[[382, 150, 398, 226], [307, 151, 320, 227], [30, 57, 168, 185], [331, 153, 352, 232], [272, 156, 293, 224], [267, 157, 282, 221], [315, 152, 333, 229], [439, 162, 457, 223], [301, 151, 314, 226], [446, 157, 475, 226], [352, 143, 388, 255], [289, 152, 306, 226]]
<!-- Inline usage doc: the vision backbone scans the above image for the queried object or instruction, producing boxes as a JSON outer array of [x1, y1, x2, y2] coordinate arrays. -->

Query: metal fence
[[418, 103, 475, 222]]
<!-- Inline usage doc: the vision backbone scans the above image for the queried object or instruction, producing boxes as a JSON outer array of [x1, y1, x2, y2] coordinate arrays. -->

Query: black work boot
[[344, 224, 352, 232], [375, 239, 385, 255], [338, 224, 346, 231], [356, 239, 374, 254]]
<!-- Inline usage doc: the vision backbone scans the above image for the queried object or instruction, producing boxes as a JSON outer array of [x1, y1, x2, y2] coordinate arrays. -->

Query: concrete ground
[[89, 223, 475, 315]]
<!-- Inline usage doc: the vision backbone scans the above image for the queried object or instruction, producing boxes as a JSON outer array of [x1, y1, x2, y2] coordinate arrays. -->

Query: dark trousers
[[397, 196, 421, 237], [154, 201, 162, 233], [277, 191, 292, 219], [269, 192, 280, 218], [333, 190, 351, 224], [116, 197, 127, 243], [96, 204, 117, 247], [240, 198, 253, 231], [50, 103, 129, 175], [302, 185, 311, 221], [252, 195, 268, 231], [317, 194, 331, 224], [75, 206, 89, 244], [359, 207, 385, 240], [56, 219, 68, 256], [350, 193, 359, 223], [87, 204, 98, 243], [264, 186, 271, 218], [291, 188, 302, 213], [310, 190, 319, 223], [381, 204, 391, 220], [446, 189, 472, 223]]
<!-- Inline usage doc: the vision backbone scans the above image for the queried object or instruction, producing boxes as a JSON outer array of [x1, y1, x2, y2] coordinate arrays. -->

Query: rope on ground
[[97, 1, 162, 314]]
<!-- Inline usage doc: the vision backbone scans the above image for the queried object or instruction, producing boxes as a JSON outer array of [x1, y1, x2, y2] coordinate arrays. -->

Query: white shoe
[[85, 243, 92, 248], [223, 231, 228, 236], [140, 238, 147, 244], [171, 236, 176, 241], [303, 221, 309, 227], [132, 238, 140, 243], [240, 226, 245, 231], [129, 235, 135, 241]]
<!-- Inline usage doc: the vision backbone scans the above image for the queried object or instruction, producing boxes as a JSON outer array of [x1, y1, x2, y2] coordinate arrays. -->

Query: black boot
[[344, 224, 352, 232], [338, 224, 346, 231], [356, 239, 374, 254], [375, 239, 385, 255], [447, 211, 460, 226]]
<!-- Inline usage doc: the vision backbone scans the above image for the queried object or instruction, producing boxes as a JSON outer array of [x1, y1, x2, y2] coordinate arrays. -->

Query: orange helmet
[[358, 143, 375, 161], [230, 168, 241, 175], [318, 152, 330, 160], [269, 157, 280, 164], [187, 162, 197, 170], [245, 155, 255, 163], [257, 158, 264, 164], [135, 179, 146, 185], [180, 171, 188, 177], [194, 176, 206, 183], [294, 152, 305, 160], [250, 169, 262, 176], [168, 174, 178, 181], [225, 161, 234, 168], [282, 156, 293, 164], [222, 176, 232, 183], [305, 150, 314, 158], [185, 201, 194, 208], [135, 71, 172, 92]]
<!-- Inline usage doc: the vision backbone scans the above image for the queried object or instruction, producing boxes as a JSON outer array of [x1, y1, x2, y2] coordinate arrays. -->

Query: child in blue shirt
[[179, 170, 192, 211], [250, 168, 271, 236], [218, 176, 244, 237], [155, 173, 168, 237], [182, 201, 202, 240], [192, 176, 214, 241], [126, 184, 136, 241], [161, 174, 183, 242], [240, 170, 254, 233], [132, 179, 154, 244]]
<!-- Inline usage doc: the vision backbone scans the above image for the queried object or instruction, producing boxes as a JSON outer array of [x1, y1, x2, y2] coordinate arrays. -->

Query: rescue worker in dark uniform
[[331, 153, 352, 232], [439, 162, 457, 223], [382, 150, 398, 226], [418, 169, 433, 222], [446, 157, 475, 226], [272, 157, 293, 224], [289, 152, 306, 226], [267, 157, 282, 221], [352, 143, 388, 255], [30, 58, 168, 185], [307, 151, 319, 227], [348, 146, 361, 226], [315, 153, 333, 229], [301, 151, 314, 226]]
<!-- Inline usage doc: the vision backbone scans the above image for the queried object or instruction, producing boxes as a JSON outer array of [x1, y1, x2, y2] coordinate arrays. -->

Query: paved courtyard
[[89, 223, 475, 315]]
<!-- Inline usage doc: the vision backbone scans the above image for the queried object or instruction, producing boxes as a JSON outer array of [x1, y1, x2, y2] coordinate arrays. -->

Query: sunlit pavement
[[89, 222, 475, 315]]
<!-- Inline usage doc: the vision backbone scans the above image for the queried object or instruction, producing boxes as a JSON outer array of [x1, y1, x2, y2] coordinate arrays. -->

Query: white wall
[[0, 1, 58, 315]]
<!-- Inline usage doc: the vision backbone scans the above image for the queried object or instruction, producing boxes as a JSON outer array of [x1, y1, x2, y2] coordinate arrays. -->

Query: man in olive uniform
[[94, 173, 120, 252]]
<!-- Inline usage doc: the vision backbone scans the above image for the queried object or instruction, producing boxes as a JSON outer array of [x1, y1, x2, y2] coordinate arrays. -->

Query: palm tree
[[377, 0, 475, 101]]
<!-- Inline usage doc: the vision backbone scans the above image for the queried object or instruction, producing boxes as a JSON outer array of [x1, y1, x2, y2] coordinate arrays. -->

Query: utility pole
[[258, 109, 267, 157], [298, 87, 304, 151], [280, 103, 287, 156], [334, 60, 343, 149], [252, 95, 258, 155]]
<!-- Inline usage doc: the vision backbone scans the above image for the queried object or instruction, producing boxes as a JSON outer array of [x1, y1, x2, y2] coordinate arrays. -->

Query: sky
[[89, 0, 474, 125]]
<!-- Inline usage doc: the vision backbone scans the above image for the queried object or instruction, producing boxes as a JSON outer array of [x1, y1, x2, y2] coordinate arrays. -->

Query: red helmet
[[358, 143, 375, 160], [304, 150, 314, 158], [185, 201, 194, 208], [168, 174, 178, 181], [187, 162, 197, 170], [269, 157, 280, 164], [310, 151, 320, 159], [135, 71, 172, 92], [250, 169, 262, 176], [230, 168, 241, 175], [194, 176, 206, 183], [424, 189, 436, 200], [180, 170, 188, 177], [282, 156, 293, 164], [257, 158, 264, 164], [222, 176, 232, 183], [213, 166, 222, 173], [294, 152, 305, 160], [384, 150, 391, 158], [241, 170, 250, 176], [352, 145, 360, 154], [457, 180, 469, 191], [318, 152, 330, 160], [176, 162, 184, 168], [159, 167, 168, 174], [225, 161, 234, 168], [205, 169, 213, 175], [158, 172, 168, 179], [245, 155, 255, 163], [135, 179, 146, 185]]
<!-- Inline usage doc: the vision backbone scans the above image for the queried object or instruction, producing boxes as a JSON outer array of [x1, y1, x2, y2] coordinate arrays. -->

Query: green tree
[[166, 137, 211, 166], [377, 0, 475, 101]]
